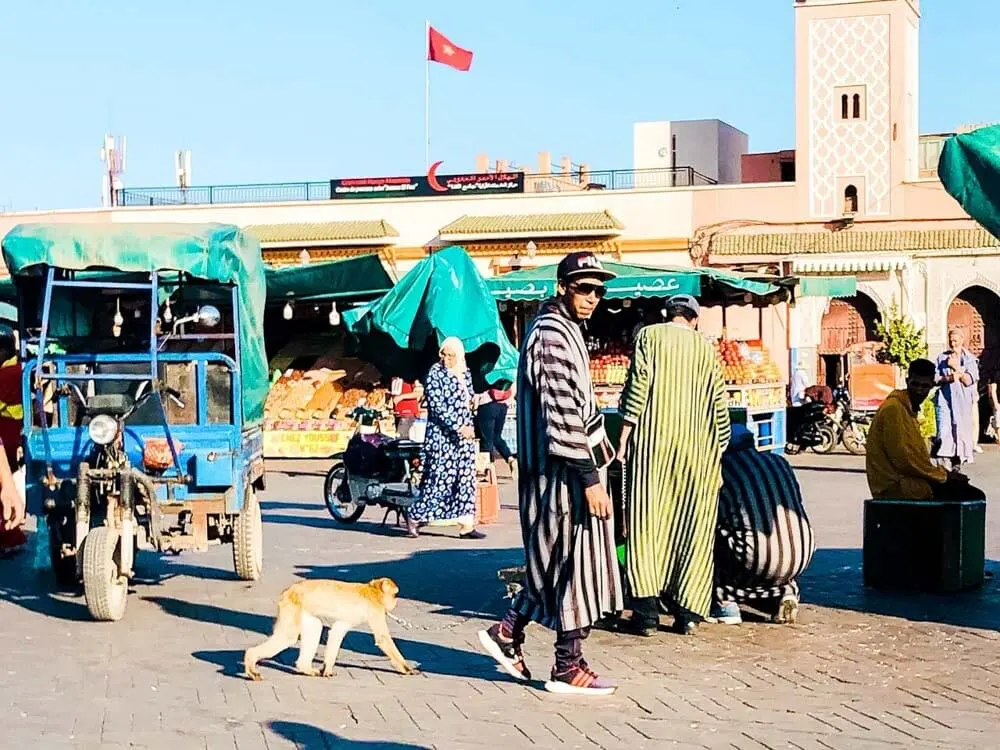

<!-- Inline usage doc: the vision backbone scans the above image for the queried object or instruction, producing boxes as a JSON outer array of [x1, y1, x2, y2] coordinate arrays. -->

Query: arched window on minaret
[[844, 184, 859, 214], [841, 94, 850, 120], [852, 93, 862, 119]]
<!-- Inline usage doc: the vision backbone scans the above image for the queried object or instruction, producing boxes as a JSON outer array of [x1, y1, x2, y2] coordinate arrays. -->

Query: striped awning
[[439, 211, 624, 240], [793, 257, 908, 273], [245, 220, 399, 248]]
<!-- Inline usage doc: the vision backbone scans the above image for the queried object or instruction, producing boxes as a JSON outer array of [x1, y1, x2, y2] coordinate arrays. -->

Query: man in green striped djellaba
[[616, 294, 731, 635]]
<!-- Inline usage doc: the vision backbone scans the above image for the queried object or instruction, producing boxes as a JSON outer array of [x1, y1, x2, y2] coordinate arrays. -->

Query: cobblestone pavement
[[3, 452, 1000, 749]]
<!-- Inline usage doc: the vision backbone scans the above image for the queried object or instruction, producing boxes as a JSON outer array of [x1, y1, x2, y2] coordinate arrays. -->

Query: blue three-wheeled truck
[[2, 223, 269, 621]]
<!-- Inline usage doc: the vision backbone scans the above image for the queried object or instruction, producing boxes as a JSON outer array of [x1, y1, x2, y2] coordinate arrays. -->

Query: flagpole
[[424, 20, 431, 170]]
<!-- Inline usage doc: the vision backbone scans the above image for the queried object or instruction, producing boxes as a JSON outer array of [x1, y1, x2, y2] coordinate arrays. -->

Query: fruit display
[[725, 384, 786, 411], [715, 339, 782, 385], [590, 342, 631, 385]]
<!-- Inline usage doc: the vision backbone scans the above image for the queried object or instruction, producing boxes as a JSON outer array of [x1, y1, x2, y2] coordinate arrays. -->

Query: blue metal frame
[[17, 267, 258, 515]]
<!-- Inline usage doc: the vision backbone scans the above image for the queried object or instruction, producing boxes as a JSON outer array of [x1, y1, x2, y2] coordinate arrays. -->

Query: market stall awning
[[343, 246, 518, 388], [439, 211, 623, 241], [797, 275, 857, 299], [939, 126, 1000, 242], [711, 228, 999, 256], [792, 257, 907, 273], [245, 220, 399, 248], [487, 262, 701, 300], [265, 254, 395, 304], [487, 261, 788, 306]]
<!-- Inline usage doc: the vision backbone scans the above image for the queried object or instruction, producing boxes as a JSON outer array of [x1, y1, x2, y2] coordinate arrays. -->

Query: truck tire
[[233, 486, 263, 581], [82, 527, 128, 622]]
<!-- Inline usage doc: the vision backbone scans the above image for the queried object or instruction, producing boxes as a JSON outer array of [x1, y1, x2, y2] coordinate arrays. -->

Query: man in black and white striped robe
[[479, 252, 623, 696], [714, 424, 815, 625]]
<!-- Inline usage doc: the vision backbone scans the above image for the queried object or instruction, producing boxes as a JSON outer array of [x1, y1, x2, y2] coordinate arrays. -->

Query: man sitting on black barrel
[[866, 358, 985, 501]]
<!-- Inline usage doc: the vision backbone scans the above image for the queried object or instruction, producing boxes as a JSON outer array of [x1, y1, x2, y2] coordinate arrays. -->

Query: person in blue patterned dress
[[406, 337, 486, 540]]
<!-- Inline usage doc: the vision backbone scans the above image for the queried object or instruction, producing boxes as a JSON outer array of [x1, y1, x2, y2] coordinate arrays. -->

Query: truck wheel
[[324, 463, 364, 523], [233, 486, 263, 581], [82, 527, 128, 622], [47, 511, 78, 588]]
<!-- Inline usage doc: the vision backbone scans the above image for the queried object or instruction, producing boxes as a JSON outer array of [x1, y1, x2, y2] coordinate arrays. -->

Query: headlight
[[88, 415, 119, 446]]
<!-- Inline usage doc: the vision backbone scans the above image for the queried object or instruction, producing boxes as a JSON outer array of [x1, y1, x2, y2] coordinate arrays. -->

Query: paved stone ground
[[3, 451, 1000, 749]]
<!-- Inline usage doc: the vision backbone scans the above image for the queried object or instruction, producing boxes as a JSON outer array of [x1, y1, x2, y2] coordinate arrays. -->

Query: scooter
[[784, 401, 837, 455], [820, 387, 871, 456], [323, 432, 423, 525]]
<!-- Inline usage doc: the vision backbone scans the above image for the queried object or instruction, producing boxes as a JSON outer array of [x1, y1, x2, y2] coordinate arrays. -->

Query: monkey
[[244, 577, 419, 680]]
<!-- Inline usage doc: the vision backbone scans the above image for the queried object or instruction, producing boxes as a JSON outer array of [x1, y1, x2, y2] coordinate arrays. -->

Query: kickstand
[[381, 507, 403, 527]]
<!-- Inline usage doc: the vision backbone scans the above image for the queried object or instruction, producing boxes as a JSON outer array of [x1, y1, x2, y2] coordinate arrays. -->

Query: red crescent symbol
[[427, 160, 447, 192]]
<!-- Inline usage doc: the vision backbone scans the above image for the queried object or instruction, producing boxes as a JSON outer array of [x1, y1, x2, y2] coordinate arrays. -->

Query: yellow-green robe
[[620, 323, 731, 618]]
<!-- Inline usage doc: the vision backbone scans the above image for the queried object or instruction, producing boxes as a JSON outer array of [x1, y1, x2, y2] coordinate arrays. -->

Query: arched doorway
[[947, 286, 1000, 441], [818, 293, 882, 388]]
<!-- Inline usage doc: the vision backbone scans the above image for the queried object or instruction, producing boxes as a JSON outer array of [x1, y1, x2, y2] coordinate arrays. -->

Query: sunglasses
[[569, 282, 607, 299]]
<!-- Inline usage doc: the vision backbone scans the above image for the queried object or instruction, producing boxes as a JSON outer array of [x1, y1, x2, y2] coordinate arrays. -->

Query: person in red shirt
[[0, 327, 25, 554], [391, 378, 423, 439]]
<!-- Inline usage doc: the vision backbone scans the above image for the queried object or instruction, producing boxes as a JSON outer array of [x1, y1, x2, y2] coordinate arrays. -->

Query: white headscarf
[[439, 337, 468, 375]]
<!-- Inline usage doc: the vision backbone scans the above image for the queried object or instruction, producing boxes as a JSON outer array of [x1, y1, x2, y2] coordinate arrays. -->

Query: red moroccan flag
[[427, 26, 473, 71]]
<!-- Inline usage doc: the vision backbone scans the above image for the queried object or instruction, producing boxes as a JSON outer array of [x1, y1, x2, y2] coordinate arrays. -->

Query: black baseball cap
[[556, 251, 616, 283]]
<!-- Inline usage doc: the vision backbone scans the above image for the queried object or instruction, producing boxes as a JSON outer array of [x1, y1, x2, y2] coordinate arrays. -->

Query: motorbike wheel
[[82, 527, 128, 622], [843, 424, 868, 456], [784, 442, 802, 456], [47, 510, 79, 588], [324, 463, 365, 524], [233, 486, 263, 582], [812, 425, 837, 455]]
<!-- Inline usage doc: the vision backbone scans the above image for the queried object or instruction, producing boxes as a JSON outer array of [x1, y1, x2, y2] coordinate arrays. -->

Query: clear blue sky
[[0, 0, 996, 211]]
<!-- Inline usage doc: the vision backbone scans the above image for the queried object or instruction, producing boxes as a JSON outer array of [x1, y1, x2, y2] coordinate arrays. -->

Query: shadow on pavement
[[260, 500, 325, 512], [793, 464, 867, 474], [801, 547, 1000, 630], [0, 555, 91, 621], [267, 721, 429, 749], [146, 594, 505, 682], [263, 512, 406, 537], [295, 547, 523, 621]]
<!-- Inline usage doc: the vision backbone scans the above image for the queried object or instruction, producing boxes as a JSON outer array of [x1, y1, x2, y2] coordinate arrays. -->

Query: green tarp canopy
[[486, 261, 791, 306], [343, 246, 518, 388], [1, 223, 270, 424], [264, 254, 395, 304], [939, 125, 1000, 241], [797, 276, 857, 299]]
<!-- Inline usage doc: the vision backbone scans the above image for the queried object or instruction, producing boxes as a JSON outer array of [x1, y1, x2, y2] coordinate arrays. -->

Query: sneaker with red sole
[[477, 624, 532, 682], [544, 661, 617, 696]]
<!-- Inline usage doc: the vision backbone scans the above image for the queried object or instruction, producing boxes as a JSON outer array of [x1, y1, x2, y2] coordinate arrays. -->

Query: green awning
[[487, 262, 701, 301], [798, 276, 857, 299], [939, 126, 1000, 242], [343, 246, 518, 388], [2, 223, 269, 423], [487, 261, 786, 305], [264, 254, 395, 304]]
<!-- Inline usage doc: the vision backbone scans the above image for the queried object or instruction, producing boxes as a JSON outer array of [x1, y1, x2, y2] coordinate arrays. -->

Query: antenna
[[175, 149, 192, 189], [99, 134, 127, 207]]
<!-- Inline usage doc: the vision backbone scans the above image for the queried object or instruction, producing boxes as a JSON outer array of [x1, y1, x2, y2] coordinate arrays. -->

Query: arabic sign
[[330, 162, 524, 200]]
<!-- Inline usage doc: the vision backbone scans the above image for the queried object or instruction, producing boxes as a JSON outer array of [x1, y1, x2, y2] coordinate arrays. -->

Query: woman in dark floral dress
[[406, 338, 485, 539]]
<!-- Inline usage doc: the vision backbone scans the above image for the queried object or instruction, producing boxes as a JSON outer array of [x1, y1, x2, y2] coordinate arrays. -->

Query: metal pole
[[425, 20, 431, 170]]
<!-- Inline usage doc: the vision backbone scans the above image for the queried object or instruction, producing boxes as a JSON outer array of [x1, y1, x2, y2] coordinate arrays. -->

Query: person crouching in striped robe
[[710, 423, 815, 626], [478, 252, 623, 697]]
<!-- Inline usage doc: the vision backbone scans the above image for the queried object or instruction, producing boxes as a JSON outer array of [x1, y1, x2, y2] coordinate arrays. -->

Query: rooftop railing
[[115, 166, 717, 207]]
